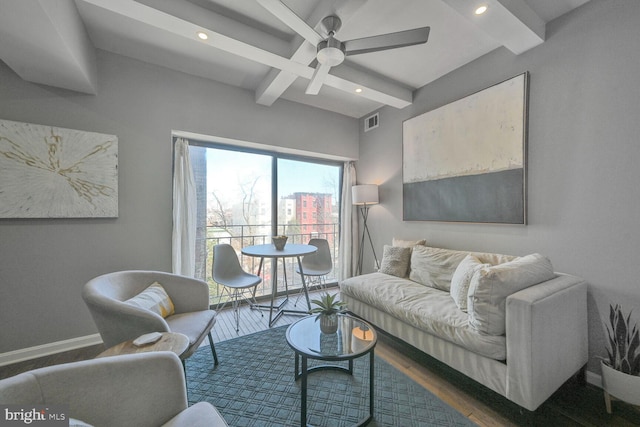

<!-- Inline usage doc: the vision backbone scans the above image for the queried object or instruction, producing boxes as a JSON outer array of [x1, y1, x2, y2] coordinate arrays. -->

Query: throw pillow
[[125, 282, 175, 318], [450, 255, 489, 312], [409, 246, 470, 291], [391, 238, 426, 248], [378, 245, 412, 278], [467, 253, 556, 335], [409, 246, 517, 291]]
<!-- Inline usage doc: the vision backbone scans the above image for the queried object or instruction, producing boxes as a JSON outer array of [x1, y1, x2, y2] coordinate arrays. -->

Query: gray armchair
[[82, 270, 218, 366], [0, 352, 228, 427]]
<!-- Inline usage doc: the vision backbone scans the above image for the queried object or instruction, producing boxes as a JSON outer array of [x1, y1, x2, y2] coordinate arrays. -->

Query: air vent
[[364, 112, 379, 132]]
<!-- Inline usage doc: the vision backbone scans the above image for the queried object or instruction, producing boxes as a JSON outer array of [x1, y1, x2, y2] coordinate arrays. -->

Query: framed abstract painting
[[402, 72, 528, 224], [0, 119, 118, 218]]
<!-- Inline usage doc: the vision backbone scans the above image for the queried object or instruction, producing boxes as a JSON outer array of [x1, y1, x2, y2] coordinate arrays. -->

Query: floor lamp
[[353, 184, 379, 275]]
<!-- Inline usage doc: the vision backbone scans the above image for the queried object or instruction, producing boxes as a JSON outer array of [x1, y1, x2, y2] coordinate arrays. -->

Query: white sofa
[[340, 244, 588, 411]]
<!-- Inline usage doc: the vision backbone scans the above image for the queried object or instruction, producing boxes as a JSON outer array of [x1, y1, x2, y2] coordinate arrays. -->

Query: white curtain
[[339, 161, 358, 280], [172, 138, 196, 276]]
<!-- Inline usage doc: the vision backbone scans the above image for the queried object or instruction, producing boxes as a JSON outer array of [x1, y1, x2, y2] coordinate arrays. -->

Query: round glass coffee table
[[286, 314, 377, 427]]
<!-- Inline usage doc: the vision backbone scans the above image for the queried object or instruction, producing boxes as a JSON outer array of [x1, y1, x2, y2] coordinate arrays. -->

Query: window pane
[[192, 147, 272, 302], [277, 158, 340, 285]]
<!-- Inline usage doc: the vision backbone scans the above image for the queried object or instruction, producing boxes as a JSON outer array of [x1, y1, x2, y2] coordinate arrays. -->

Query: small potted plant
[[600, 303, 640, 413], [310, 292, 347, 334]]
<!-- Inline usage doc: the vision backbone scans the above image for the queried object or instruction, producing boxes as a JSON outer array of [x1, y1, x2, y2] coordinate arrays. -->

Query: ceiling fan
[[257, 0, 430, 95]]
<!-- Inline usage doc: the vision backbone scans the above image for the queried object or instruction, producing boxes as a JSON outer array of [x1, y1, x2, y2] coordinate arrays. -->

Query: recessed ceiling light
[[355, 88, 363, 93], [196, 31, 208, 40], [475, 5, 488, 15]]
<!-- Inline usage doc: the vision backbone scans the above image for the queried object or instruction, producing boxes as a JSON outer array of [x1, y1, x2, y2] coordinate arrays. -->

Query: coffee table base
[[294, 351, 374, 427]]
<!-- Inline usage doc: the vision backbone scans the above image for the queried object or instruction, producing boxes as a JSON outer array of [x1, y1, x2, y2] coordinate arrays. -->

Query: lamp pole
[[356, 203, 379, 276], [352, 184, 379, 276]]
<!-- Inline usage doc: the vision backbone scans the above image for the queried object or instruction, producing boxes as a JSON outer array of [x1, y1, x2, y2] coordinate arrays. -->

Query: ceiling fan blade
[[256, 0, 323, 46], [344, 27, 430, 56], [305, 63, 331, 95]]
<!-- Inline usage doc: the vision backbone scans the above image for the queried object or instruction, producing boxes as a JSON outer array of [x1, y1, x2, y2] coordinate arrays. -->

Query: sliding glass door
[[188, 143, 342, 304]]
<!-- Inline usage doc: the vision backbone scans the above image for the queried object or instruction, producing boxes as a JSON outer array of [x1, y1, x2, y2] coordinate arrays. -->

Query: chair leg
[[232, 289, 241, 332], [248, 286, 264, 317], [294, 275, 309, 306], [295, 275, 320, 307], [208, 332, 219, 366]]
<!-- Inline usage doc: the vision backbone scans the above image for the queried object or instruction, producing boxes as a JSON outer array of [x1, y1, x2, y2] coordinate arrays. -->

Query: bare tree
[[208, 191, 230, 231], [241, 176, 261, 233]]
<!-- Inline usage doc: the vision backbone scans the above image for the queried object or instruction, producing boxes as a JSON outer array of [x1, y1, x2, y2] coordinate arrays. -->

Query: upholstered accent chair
[[0, 352, 228, 426], [82, 270, 218, 366]]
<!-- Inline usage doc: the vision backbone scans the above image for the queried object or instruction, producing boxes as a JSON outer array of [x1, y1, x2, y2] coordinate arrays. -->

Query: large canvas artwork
[[403, 73, 528, 224], [0, 119, 118, 218]]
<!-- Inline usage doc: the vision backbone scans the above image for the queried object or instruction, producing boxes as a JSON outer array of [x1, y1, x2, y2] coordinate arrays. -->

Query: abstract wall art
[[402, 72, 528, 224], [0, 119, 118, 218]]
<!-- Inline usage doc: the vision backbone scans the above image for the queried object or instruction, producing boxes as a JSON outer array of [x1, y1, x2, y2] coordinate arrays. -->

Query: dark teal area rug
[[186, 325, 475, 426]]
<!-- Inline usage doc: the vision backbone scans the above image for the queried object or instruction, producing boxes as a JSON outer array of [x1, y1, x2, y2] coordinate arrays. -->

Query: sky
[[204, 148, 340, 205]]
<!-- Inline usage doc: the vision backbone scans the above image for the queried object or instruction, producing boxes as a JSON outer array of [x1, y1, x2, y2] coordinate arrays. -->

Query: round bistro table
[[286, 314, 377, 427], [242, 243, 317, 327]]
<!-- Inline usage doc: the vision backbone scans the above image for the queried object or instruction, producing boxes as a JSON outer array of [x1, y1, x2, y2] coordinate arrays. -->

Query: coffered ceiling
[[0, 0, 590, 118]]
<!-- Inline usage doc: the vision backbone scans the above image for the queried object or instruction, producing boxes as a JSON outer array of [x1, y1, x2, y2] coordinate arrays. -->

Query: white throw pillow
[[378, 245, 412, 278], [125, 282, 175, 318], [450, 255, 489, 312], [409, 246, 470, 291], [467, 253, 556, 335], [391, 238, 426, 248]]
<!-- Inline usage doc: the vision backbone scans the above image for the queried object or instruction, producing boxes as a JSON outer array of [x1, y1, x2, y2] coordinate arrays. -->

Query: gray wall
[[357, 0, 640, 376], [0, 50, 358, 353]]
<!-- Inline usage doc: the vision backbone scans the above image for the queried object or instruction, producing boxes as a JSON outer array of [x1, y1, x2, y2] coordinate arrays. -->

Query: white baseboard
[[0, 334, 103, 367], [586, 369, 602, 388]]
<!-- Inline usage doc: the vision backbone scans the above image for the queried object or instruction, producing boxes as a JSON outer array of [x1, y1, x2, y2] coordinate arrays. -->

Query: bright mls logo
[[1, 406, 67, 426]]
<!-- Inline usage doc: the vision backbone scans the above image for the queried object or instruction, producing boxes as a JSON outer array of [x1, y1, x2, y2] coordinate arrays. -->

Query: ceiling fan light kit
[[316, 37, 346, 67]]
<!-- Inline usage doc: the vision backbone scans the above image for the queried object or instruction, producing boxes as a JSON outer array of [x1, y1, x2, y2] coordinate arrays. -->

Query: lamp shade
[[352, 184, 379, 205]]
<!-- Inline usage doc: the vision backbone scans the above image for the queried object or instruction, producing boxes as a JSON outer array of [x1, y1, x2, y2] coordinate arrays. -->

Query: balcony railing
[[195, 223, 340, 305]]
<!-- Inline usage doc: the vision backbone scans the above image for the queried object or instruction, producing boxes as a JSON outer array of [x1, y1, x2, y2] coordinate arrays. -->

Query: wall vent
[[364, 112, 379, 132]]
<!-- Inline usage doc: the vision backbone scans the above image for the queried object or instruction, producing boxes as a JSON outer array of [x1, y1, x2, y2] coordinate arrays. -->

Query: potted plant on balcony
[[310, 292, 346, 334], [600, 303, 640, 413]]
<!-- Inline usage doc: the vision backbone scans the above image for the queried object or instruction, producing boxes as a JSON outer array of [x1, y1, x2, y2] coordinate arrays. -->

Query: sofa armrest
[[83, 290, 171, 348], [505, 273, 588, 410]]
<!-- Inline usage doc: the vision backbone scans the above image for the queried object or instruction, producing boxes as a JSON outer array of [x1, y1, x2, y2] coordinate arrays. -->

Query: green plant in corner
[[310, 292, 347, 317], [604, 304, 640, 376]]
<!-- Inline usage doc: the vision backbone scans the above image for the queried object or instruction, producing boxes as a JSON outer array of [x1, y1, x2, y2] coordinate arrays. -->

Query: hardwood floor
[[2, 288, 639, 426]]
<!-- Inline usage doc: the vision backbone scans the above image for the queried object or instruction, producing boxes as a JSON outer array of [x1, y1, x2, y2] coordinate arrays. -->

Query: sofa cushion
[[340, 272, 507, 360], [378, 245, 412, 277], [409, 246, 516, 291], [125, 282, 175, 318], [166, 310, 216, 345], [450, 255, 489, 312], [467, 253, 556, 335]]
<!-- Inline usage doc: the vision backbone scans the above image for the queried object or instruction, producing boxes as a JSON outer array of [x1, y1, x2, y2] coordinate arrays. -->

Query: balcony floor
[[210, 287, 333, 342]]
